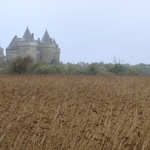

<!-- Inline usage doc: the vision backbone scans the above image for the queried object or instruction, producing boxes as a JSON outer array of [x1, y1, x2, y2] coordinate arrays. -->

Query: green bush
[[8, 56, 33, 74], [5, 57, 150, 75], [0, 68, 5, 74], [87, 63, 108, 75], [33, 64, 58, 74], [109, 64, 127, 75]]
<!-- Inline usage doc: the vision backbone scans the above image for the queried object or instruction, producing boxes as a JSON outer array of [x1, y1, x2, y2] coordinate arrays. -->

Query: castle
[[0, 46, 4, 58], [6, 27, 60, 63]]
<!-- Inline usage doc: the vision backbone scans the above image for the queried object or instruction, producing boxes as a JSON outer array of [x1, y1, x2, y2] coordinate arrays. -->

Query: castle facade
[[6, 27, 60, 63], [0, 46, 4, 58]]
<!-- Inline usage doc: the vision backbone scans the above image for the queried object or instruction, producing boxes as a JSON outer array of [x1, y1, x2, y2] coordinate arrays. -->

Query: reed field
[[0, 75, 150, 150]]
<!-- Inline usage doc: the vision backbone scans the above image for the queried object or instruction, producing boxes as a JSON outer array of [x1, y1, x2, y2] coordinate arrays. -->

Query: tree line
[[0, 56, 150, 75]]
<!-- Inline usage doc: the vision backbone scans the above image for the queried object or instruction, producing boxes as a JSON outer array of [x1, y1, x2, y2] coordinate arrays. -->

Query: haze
[[0, 0, 150, 65]]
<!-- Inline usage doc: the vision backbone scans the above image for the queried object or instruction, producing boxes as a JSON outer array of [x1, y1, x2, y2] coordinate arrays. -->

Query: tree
[[8, 56, 33, 74], [109, 64, 127, 75]]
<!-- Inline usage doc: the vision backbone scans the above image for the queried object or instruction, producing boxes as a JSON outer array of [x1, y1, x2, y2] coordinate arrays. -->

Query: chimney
[[31, 33, 34, 41]]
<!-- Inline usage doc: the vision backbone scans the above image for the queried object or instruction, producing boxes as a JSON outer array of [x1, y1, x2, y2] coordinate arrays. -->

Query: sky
[[0, 0, 150, 65]]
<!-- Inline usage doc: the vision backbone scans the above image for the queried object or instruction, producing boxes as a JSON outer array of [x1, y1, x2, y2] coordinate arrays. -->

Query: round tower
[[39, 30, 60, 63], [18, 27, 37, 60], [0, 45, 4, 57], [52, 39, 60, 63]]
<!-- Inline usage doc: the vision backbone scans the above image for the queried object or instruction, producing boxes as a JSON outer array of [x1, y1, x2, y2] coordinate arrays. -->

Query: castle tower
[[18, 27, 37, 60], [39, 30, 60, 63], [0, 44, 4, 57], [6, 35, 20, 59], [52, 39, 60, 63], [6, 27, 61, 62]]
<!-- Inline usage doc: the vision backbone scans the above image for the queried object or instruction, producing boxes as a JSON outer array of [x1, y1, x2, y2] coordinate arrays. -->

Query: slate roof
[[52, 39, 56, 44], [41, 30, 52, 43], [6, 36, 20, 50], [6, 28, 58, 51], [20, 27, 32, 41]]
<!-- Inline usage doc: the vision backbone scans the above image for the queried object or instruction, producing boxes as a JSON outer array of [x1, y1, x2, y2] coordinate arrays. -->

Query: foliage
[[0, 58, 6, 68], [109, 64, 127, 75], [3, 56, 150, 75], [8, 56, 33, 74], [87, 63, 108, 75]]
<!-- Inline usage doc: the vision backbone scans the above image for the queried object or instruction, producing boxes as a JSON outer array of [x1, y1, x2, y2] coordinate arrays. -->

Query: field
[[0, 75, 150, 150]]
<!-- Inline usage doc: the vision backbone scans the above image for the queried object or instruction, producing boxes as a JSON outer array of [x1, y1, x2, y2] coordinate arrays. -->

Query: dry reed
[[0, 75, 150, 150]]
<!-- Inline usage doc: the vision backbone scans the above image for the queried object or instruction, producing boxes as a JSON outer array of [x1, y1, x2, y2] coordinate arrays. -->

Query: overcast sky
[[0, 0, 150, 64]]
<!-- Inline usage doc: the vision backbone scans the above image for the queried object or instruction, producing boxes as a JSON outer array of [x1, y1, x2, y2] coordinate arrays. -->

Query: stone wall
[[6, 50, 19, 59], [18, 41, 37, 60]]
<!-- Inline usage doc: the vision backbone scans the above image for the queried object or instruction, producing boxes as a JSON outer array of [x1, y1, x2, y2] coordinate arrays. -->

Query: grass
[[0, 75, 150, 150]]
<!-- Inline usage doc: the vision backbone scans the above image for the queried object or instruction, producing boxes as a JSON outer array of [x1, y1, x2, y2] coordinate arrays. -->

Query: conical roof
[[6, 36, 20, 50], [52, 39, 56, 44], [41, 30, 52, 43], [20, 27, 32, 41]]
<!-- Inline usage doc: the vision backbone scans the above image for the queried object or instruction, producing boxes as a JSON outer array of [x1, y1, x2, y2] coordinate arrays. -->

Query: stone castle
[[5, 27, 60, 63], [0, 46, 4, 58]]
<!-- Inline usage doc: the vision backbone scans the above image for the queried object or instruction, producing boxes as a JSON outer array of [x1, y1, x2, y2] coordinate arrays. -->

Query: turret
[[52, 39, 60, 63], [39, 30, 60, 63], [0, 44, 4, 57], [20, 27, 32, 41], [6, 27, 61, 62], [41, 30, 52, 44], [6, 36, 20, 59], [18, 27, 37, 60]]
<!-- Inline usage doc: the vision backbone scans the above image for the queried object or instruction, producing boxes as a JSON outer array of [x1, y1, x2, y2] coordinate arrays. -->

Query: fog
[[0, 0, 150, 64]]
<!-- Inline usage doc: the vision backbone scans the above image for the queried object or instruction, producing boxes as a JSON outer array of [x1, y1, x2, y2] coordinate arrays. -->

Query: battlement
[[6, 27, 60, 63]]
